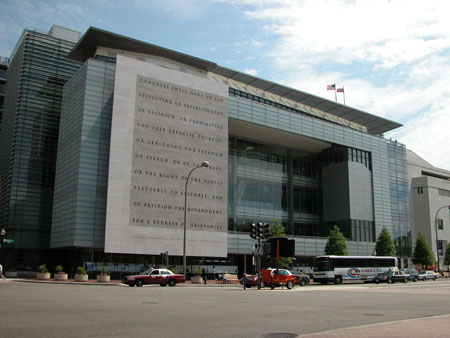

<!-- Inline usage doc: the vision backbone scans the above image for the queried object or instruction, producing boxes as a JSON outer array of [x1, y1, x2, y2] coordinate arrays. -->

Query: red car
[[240, 269, 309, 287], [123, 268, 185, 287]]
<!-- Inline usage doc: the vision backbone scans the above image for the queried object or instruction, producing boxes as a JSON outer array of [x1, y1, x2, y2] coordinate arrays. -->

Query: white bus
[[313, 255, 398, 284]]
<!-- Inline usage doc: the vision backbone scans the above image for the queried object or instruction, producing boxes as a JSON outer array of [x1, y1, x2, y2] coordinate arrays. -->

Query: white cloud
[[236, 0, 450, 170], [243, 68, 259, 76]]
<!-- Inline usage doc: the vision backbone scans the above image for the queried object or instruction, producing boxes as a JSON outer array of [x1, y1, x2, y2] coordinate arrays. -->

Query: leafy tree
[[268, 220, 286, 237], [374, 226, 396, 256], [412, 231, 435, 268], [444, 242, 450, 266], [324, 225, 349, 256]]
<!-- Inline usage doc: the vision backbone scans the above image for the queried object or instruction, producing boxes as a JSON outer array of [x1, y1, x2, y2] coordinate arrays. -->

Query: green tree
[[412, 231, 435, 268], [268, 220, 286, 237], [444, 242, 450, 266], [324, 225, 349, 256], [374, 226, 396, 256]]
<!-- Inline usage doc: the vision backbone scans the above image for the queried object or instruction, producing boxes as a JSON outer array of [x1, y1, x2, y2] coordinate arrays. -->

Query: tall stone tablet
[[105, 55, 228, 257]]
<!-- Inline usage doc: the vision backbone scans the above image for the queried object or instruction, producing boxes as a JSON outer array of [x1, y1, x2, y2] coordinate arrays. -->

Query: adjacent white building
[[408, 150, 450, 269]]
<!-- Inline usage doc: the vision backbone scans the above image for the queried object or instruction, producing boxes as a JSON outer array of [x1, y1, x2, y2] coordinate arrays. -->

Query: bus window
[[314, 258, 332, 271]]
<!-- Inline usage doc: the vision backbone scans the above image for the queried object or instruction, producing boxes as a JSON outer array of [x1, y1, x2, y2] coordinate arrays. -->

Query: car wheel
[[413, 277, 417, 282], [321, 281, 328, 285], [286, 280, 294, 289], [335, 276, 342, 284], [375, 279, 380, 284], [128, 284, 134, 287], [160, 283, 167, 287], [168, 279, 176, 287], [433, 277, 436, 281], [300, 279, 306, 286], [270, 283, 276, 289], [387, 278, 392, 284], [403, 278, 408, 283], [135, 279, 144, 287]]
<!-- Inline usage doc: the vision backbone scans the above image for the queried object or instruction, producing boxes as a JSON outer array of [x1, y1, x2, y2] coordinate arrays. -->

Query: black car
[[402, 268, 419, 282], [368, 270, 408, 284]]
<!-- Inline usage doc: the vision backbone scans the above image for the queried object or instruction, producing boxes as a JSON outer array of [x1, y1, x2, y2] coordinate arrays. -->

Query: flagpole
[[334, 83, 337, 102]]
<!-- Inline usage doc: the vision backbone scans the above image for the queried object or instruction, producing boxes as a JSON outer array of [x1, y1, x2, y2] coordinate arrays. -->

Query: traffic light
[[263, 223, 270, 239], [256, 222, 264, 238], [250, 223, 257, 239]]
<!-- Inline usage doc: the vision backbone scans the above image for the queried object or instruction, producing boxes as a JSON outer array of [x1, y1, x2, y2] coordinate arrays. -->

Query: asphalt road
[[1, 279, 449, 338]]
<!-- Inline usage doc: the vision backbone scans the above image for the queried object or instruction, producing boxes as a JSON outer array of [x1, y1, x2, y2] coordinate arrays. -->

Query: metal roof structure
[[68, 27, 402, 135]]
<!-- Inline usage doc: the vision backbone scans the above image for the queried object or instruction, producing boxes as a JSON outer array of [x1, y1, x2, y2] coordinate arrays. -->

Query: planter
[[191, 275, 203, 284], [37, 272, 51, 280], [75, 274, 88, 282], [96, 274, 110, 282], [5, 271, 18, 278], [54, 273, 68, 281]]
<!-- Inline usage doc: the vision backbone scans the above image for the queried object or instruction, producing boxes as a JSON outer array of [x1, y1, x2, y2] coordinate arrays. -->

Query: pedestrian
[[202, 268, 207, 285], [213, 266, 217, 281], [0, 263, 5, 280]]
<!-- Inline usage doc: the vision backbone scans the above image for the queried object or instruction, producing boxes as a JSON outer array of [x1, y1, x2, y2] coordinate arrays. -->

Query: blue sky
[[1, 0, 450, 170]]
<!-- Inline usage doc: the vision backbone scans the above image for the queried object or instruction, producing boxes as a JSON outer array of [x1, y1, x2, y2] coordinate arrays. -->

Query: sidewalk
[[0, 277, 241, 287], [298, 314, 450, 338]]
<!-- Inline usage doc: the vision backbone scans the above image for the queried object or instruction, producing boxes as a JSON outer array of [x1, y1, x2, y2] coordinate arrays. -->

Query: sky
[[1, 0, 450, 170]]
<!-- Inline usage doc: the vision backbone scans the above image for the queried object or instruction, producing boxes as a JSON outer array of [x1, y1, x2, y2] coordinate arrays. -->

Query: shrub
[[38, 264, 49, 273], [76, 266, 87, 275], [55, 265, 64, 273], [100, 265, 108, 275], [193, 269, 202, 276]]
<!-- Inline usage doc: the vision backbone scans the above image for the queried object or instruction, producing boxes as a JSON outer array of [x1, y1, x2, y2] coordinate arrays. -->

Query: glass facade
[[0, 29, 80, 266], [52, 58, 115, 248], [228, 136, 320, 236], [387, 140, 411, 257]]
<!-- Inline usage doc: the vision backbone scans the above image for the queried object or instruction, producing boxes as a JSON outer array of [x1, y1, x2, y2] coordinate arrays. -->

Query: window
[[437, 219, 444, 230], [417, 187, 424, 194]]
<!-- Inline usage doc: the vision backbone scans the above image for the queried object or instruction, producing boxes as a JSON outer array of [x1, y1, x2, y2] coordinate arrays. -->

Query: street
[[0, 279, 449, 337]]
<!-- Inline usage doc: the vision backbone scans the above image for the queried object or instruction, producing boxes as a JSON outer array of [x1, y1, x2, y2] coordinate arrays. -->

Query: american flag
[[327, 84, 336, 90], [337, 88, 344, 93]]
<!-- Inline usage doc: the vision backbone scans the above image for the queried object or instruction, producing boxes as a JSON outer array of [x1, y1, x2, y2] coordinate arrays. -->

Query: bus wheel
[[335, 276, 342, 284]]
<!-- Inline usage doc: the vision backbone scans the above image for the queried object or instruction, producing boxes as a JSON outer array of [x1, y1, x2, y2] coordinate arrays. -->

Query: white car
[[418, 270, 440, 281]]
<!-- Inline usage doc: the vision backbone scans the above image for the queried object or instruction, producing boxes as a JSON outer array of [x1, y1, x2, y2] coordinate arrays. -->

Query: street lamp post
[[183, 161, 209, 278], [434, 205, 450, 271]]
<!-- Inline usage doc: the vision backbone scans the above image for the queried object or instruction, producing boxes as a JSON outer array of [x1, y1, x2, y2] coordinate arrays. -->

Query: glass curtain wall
[[387, 140, 411, 257], [228, 137, 321, 237]]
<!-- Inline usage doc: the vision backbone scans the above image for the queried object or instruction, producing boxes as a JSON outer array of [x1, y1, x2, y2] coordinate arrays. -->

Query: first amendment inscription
[[105, 55, 228, 257]]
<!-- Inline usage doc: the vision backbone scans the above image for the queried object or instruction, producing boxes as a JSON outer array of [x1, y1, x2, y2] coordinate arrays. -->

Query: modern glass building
[[0, 56, 8, 126], [48, 27, 412, 276], [1, 26, 412, 276], [0, 26, 81, 268]]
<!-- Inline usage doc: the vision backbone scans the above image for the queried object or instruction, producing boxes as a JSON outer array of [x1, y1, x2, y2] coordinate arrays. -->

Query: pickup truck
[[123, 268, 185, 287]]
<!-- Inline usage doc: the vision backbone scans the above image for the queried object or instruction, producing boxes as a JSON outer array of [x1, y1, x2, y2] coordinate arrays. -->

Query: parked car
[[240, 269, 309, 287], [402, 268, 419, 282], [123, 268, 185, 287], [419, 270, 440, 281], [240, 274, 259, 287], [368, 270, 409, 284]]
